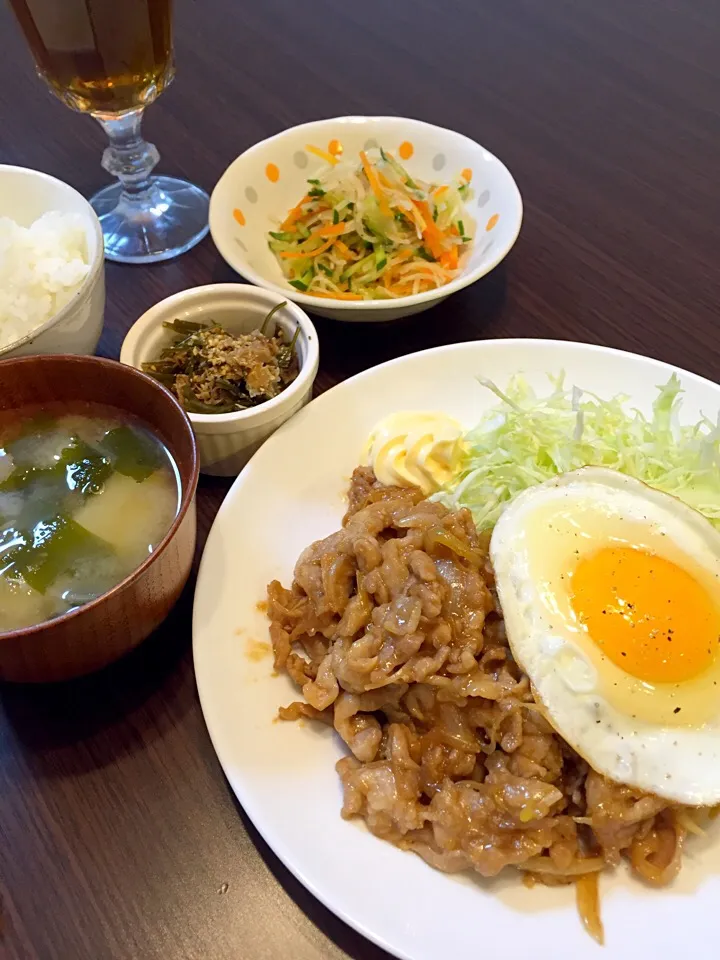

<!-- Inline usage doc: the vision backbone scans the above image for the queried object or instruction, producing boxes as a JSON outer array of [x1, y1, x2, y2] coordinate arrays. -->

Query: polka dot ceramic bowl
[[209, 117, 523, 322]]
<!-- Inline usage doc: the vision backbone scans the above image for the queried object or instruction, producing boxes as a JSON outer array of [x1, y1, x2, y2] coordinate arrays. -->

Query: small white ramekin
[[120, 284, 319, 476]]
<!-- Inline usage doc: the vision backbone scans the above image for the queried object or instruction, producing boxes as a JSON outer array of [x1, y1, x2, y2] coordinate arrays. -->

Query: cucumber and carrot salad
[[267, 147, 475, 301]]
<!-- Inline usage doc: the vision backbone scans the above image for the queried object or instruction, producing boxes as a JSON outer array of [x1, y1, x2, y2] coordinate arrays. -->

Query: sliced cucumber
[[373, 243, 387, 272], [340, 252, 375, 282]]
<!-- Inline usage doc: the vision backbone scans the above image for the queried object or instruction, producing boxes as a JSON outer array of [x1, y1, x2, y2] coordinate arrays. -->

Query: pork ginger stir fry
[[267, 468, 696, 943]]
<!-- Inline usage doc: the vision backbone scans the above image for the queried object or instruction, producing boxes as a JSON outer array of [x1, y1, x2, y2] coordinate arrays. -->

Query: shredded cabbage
[[435, 373, 720, 531]]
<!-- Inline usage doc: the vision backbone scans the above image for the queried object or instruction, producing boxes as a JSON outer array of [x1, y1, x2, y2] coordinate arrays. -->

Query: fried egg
[[490, 466, 720, 805]]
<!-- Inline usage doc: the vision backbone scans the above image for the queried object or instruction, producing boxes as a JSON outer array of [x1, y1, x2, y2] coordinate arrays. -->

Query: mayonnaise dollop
[[365, 411, 464, 495]]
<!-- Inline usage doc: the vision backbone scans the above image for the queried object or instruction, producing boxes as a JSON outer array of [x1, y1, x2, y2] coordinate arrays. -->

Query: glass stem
[[96, 107, 159, 198]]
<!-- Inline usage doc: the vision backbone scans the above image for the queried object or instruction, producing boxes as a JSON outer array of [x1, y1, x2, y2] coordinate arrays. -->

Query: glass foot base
[[90, 176, 209, 264]]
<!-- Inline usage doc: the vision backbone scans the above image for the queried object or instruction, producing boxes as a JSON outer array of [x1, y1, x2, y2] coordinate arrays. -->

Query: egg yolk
[[571, 546, 720, 684]]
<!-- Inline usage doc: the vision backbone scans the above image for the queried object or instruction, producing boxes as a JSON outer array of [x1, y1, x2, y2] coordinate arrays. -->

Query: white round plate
[[193, 339, 720, 960]]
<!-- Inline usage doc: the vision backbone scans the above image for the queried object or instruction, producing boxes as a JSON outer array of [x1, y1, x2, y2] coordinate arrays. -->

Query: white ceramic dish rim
[[210, 116, 523, 312], [0, 164, 105, 359], [193, 337, 720, 960], [120, 284, 319, 427]]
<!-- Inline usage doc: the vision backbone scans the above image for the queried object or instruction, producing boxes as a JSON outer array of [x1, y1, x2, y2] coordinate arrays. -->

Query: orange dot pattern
[[233, 145, 493, 241]]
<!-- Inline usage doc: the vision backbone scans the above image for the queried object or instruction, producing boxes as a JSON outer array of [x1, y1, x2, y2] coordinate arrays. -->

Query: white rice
[[0, 211, 91, 350]]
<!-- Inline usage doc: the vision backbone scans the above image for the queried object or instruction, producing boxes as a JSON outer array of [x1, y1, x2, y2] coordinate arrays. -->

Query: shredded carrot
[[395, 249, 413, 261], [381, 172, 418, 210], [360, 150, 392, 217], [399, 266, 450, 281], [414, 200, 446, 259], [279, 237, 336, 259], [405, 205, 426, 234], [334, 239, 355, 260], [309, 290, 363, 300], [282, 194, 312, 230], [416, 200, 442, 237], [312, 222, 348, 238], [389, 281, 432, 295], [295, 207, 330, 228], [433, 186, 448, 199], [440, 245, 459, 270], [306, 144, 338, 166]]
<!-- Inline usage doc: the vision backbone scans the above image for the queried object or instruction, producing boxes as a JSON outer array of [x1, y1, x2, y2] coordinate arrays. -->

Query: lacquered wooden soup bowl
[[0, 355, 199, 682]]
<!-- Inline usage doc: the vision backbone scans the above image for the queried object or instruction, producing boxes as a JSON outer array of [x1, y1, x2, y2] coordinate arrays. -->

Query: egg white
[[490, 466, 720, 805]]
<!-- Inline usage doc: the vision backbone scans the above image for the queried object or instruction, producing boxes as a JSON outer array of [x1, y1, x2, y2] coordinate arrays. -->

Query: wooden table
[[1, 1, 719, 957]]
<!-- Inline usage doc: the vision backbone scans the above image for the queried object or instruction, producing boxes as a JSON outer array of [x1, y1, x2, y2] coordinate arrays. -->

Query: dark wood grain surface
[[1, 0, 719, 957]]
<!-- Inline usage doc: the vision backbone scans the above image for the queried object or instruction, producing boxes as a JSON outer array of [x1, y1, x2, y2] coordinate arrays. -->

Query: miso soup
[[0, 403, 180, 632]]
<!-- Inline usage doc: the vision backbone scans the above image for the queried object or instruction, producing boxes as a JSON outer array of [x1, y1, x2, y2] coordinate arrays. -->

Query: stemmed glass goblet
[[7, 0, 209, 264]]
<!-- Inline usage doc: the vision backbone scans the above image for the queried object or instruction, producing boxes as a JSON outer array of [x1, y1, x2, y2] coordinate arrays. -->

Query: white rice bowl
[[0, 212, 91, 350]]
